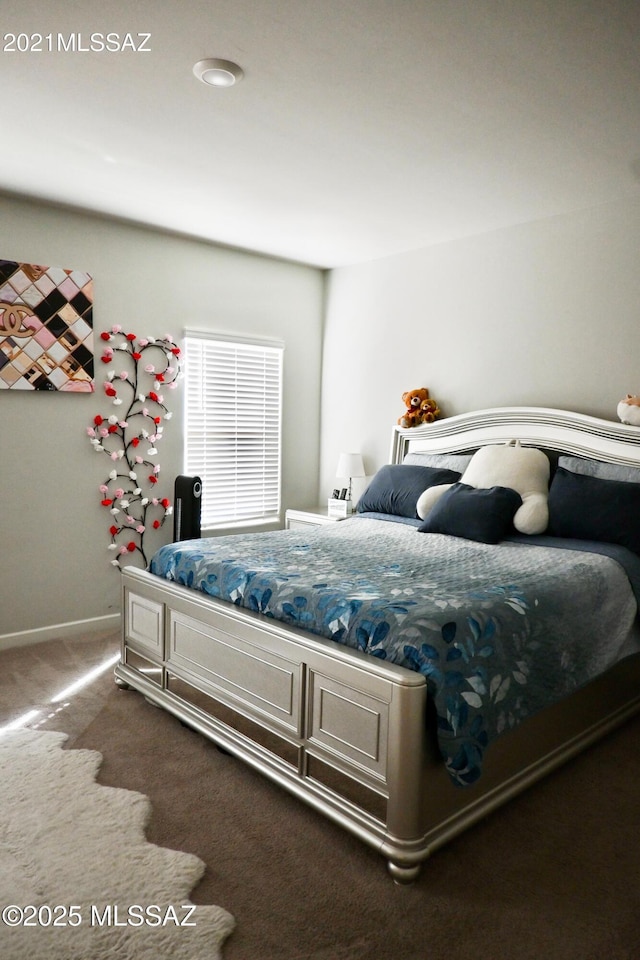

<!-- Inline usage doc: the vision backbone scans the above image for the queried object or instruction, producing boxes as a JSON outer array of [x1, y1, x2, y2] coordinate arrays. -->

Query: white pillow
[[417, 441, 550, 535]]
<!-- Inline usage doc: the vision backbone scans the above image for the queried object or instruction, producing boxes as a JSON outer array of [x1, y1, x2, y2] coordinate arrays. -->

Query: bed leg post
[[387, 860, 421, 885]]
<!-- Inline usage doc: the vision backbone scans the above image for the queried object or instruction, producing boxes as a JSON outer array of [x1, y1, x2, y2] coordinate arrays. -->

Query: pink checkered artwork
[[0, 259, 94, 391]]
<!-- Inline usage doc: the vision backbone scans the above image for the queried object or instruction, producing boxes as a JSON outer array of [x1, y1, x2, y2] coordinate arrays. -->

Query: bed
[[115, 406, 640, 882]]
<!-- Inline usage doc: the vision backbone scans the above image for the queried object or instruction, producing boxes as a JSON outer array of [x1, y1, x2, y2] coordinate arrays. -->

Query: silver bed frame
[[115, 407, 640, 882]]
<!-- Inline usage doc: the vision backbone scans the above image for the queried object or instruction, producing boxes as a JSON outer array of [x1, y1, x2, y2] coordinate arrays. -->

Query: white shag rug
[[0, 729, 234, 959]]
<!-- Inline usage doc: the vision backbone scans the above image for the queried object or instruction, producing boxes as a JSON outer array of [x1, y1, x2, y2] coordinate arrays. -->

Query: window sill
[[201, 516, 282, 538]]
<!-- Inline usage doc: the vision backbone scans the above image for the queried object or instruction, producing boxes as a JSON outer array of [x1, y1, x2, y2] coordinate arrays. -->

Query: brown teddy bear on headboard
[[397, 388, 440, 428], [419, 396, 441, 424]]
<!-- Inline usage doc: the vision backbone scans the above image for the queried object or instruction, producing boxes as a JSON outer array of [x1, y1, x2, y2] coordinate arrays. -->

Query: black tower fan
[[173, 475, 202, 541]]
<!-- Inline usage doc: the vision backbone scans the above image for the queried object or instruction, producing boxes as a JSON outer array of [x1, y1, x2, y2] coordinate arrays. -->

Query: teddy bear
[[398, 388, 439, 428], [416, 440, 551, 534], [617, 394, 640, 426], [419, 397, 441, 424]]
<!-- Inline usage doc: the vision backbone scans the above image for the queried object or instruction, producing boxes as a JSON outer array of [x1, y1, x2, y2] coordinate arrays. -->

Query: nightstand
[[285, 507, 344, 530]]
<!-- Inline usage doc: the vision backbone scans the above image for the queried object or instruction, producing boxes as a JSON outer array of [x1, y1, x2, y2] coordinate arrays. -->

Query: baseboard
[[0, 614, 121, 652]]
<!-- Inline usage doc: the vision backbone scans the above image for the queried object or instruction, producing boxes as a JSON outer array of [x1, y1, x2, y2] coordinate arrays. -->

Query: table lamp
[[330, 452, 366, 516]]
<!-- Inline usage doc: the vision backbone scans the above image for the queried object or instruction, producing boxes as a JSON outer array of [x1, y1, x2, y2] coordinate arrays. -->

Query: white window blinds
[[184, 334, 283, 526]]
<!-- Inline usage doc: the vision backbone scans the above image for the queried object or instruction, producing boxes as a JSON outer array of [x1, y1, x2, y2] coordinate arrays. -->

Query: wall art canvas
[[0, 259, 94, 391]]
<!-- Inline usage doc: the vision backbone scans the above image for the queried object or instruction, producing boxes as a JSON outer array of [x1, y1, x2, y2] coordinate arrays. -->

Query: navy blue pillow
[[548, 466, 640, 555], [418, 482, 523, 543], [356, 464, 460, 519]]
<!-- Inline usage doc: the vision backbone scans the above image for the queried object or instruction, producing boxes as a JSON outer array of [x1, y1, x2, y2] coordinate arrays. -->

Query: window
[[184, 333, 284, 527]]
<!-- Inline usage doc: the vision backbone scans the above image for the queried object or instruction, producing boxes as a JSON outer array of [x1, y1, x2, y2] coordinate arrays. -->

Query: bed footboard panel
[[117, 566, 429, 871], [167, 606, 304, 736]]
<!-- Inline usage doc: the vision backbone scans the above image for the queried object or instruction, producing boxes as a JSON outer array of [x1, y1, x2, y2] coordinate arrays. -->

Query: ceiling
[[2, 0, 639, 268]]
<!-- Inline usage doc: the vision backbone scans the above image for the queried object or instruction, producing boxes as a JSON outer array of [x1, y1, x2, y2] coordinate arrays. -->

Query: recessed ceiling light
[[193, 58, 244, 88]]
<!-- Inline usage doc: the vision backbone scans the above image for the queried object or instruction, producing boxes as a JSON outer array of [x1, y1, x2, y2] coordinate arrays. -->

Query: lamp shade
[[336, 453, 365, 479]]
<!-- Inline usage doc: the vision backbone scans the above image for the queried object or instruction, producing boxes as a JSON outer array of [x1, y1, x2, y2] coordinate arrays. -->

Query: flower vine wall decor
[[86, 326, 182, 568]]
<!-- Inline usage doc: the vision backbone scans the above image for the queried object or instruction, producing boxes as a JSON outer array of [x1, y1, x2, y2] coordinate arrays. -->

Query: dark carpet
[[73, 667, 640, 960], [3, 630, 639, 959]]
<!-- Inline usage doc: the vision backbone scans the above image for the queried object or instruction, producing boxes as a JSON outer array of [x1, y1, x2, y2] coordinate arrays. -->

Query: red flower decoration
[[88, 328, 182, 570]]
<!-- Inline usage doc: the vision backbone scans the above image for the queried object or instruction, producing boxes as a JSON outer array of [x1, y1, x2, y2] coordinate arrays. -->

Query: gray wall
[[0, 194, 324, 636], [320, 196, 640, 499], [5, 189, 640, 637]]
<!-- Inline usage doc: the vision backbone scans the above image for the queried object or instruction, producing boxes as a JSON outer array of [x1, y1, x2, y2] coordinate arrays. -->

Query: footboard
[[115, 566, 429, 881]]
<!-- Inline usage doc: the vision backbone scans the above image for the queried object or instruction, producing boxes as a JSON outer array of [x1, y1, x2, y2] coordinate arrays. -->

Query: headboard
[[390, 406, 640, 467]]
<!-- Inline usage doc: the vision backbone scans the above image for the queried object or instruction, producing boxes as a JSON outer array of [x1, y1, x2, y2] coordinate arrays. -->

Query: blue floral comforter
[[149, 517, 638, 786]]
